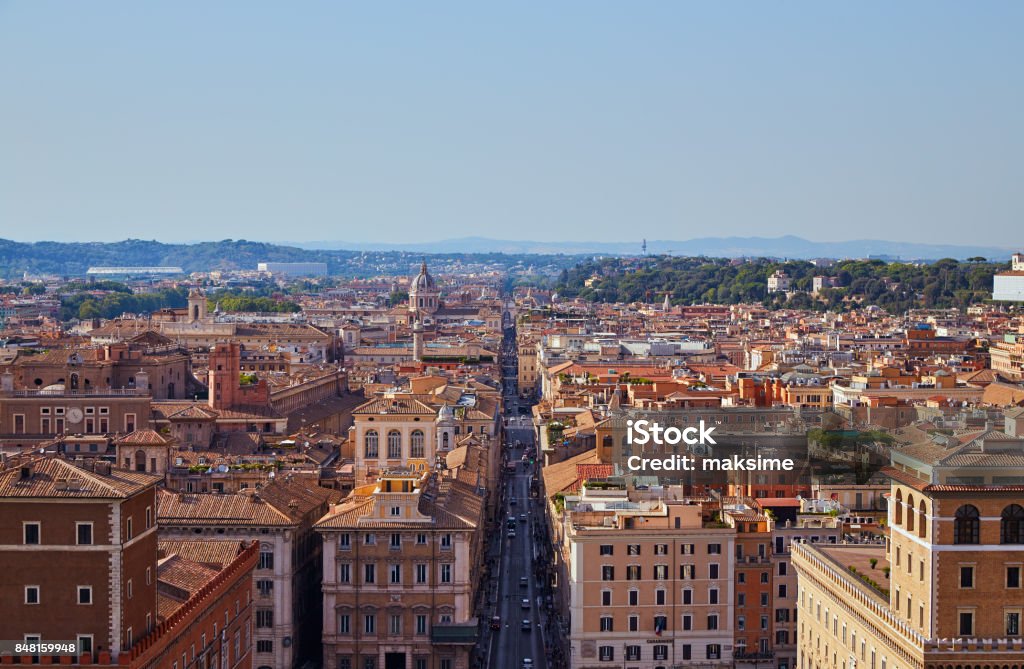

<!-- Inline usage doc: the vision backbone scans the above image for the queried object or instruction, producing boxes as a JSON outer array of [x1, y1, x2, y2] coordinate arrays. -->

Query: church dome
[[410, 261, 436, 293]]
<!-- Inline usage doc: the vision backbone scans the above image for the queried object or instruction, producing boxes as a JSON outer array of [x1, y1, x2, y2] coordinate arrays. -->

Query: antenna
[[641, 239, 647, 256]]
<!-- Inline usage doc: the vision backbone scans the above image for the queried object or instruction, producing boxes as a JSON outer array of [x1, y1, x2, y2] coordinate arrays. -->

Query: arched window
[[442, 432, 450, 449], [134, 449, 146, 472], [364, 430, 378, 459], [918, 500, 927, 539], [906, 494, 915, 533], [1001, 504, 1024, 544], [954, 505, 980, 545], [894, 489, 903, 525], [388, 430, 402, 459], [410, 430, 425, 459]]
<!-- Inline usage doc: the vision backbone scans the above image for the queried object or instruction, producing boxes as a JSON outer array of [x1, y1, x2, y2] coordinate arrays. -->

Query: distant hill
[[0, 238, 357, 278], [298, 234, 1017, 260], [1, 235, 1014, 280]]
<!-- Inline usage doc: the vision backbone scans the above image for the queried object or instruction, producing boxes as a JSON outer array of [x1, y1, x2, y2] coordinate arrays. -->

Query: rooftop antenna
[[642, 239, 647, 256]]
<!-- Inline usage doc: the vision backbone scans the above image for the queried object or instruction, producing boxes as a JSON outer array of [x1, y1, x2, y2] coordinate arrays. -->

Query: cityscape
[[1, 250, 1024, 669], [3, 4, 1024, 669]]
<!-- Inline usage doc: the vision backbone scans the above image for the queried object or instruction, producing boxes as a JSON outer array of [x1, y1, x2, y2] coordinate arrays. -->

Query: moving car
[[490, 616, 501, 630], [519, 576, 528, 588], [521, 598, 530, 609], [522, 659, 533, 669], [521, 619, 531, 632], [507, 529, 516, 538]]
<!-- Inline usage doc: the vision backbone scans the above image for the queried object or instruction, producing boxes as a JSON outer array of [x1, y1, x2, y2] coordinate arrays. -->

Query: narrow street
[[475, 319, 561, 669]]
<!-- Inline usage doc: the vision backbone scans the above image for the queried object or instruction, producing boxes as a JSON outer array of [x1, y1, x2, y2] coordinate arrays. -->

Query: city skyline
[[2, 2, 1023, 245]]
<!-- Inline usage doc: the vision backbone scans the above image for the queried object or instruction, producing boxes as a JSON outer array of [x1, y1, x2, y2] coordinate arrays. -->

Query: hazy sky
[[1, 2, 1022, 245]]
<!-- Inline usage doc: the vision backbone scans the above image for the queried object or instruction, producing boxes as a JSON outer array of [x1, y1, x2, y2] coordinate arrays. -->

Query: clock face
[[67, 408, 84, 424]]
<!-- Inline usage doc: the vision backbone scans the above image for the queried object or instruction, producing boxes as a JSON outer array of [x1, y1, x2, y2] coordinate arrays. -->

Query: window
[[257, 579, 273, 596], [600, 616, 613, 632], [598, 646, 614, 661], [259, 550, 274, 570], [709, 587, 719, 604], [761, 593, 769, 606], [760, 571, 769, 584], [625, 645, 640, 661], [681, 543, 695, 554], [126, 578, 133, 599], [364, 564, 376, 584], [387, 430, 401, 459], [738, 593, 746, 606], [707, 614, 718, 630], [707, 644, 721, 659], [77, 636, 93, 655], [778, 584, 788, 598], [410, 430, 425, 458], [654, 543, 668, 555], [655, 588, 665, 605], [416, 615, 427, 635], [681, 645, 691, 660], [78, 586, 92, 605], [126, 516, 133, 540], [364, 614, 376, 634], [339, 564, 351, 583], [145, 506, 152, 529], [653, 644, 668, 661], [601, 565, 614, 581], [738, 615, 746, 631], [365, 430, 379, 458], [709, 563, 719, 579], [25, 586, 39, 604], [390, 564, 401, 584], [627, 544, 641, 555], [628, 615, 638, 631], [390, 533, 401, 547], [256, 640, 273, 653], [340, 533, 351, 550], [954, 505, 980, 544], [601, 590, 612, 606], [599, 545, 613, 556], [960, 566, 974, 588], [76, 522, 93, 545], [654, 564, 668, 579], [959, 611, 974, 636], [1008, 566, 1021, 588], [256, 610, 273, 628], [1007, 611, 1021, 636], [679, 564, 694, 579], [441, 533, 452, 548], [708, 543, 721, 554], [390, 506, 401, 517], [682, 614, 692, 630], [626, 565, 641, 580], [390, 614, 402, 635], [416, 564, 428, 584], [1002, 504, 1024, 544], [24, 522, 40, 545], [440, 564, 452, 583], [628, 590, 638, 606], [364, 533, 376, 545], [416, 533, 427, 545], [682, 588, 692, 605], [654, 615, 667, 633]]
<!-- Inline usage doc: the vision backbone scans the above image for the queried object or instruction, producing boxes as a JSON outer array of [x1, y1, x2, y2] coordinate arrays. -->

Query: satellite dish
[[216, 464, 229, 473]]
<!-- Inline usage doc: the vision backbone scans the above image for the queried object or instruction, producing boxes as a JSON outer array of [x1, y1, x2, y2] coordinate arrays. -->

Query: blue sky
[[1, 2, 1021, 245]]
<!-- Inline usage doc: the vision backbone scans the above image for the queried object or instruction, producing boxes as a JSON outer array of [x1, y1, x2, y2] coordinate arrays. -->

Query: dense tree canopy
[[555, 256, 1007, 312]]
